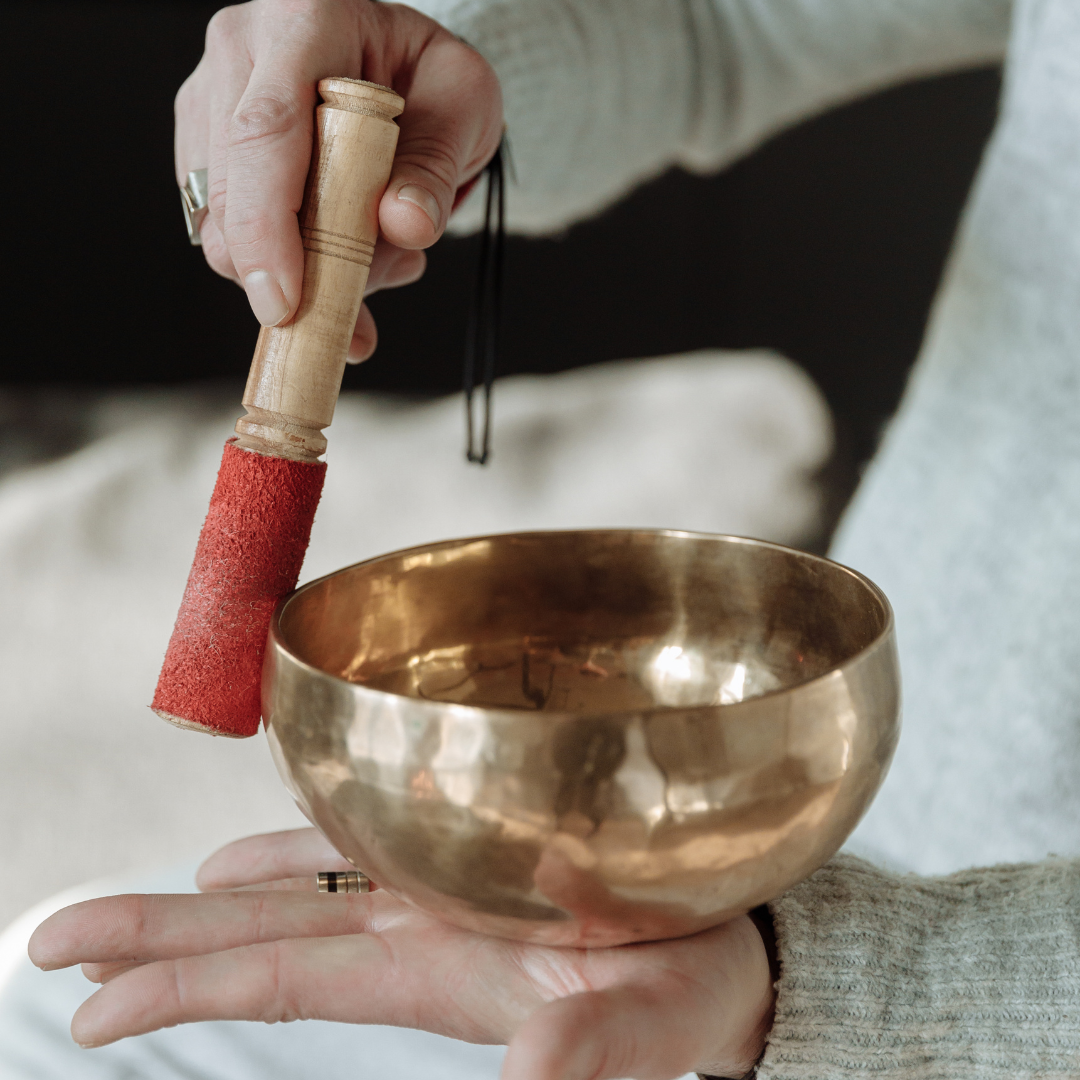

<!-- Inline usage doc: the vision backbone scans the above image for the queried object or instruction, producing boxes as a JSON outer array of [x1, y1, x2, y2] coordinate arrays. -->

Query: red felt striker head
[[152, 440, 326, 737]]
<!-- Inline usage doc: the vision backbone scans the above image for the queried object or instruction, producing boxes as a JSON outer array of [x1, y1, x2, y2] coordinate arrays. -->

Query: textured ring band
[[180, 169, 209, 246], [317, 870, 370, 894]]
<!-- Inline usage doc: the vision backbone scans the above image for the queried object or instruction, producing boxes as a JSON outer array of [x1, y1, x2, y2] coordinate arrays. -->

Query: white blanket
[[0, 350, 830, 928]]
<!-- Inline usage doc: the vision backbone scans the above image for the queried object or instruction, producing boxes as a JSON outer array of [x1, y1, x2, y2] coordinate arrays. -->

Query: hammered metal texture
[[265, 530, 900, 947]]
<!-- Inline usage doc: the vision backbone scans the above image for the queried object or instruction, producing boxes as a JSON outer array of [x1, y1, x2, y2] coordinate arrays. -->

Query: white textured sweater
[[410, 0, 1080, 1073]]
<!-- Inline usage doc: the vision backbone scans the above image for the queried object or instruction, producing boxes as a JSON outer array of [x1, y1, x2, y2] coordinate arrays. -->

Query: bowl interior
[[278, 531, 888, 716]]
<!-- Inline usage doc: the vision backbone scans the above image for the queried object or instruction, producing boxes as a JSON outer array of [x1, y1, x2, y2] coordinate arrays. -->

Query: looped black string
[[463, 136, 506, 465]]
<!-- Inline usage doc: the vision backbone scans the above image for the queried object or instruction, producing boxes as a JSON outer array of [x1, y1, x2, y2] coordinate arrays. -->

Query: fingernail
[[397, 185, 440, 228], [244, 271, 290, 327]]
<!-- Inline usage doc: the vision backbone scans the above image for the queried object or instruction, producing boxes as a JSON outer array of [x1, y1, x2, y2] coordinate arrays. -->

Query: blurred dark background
[[3, 1, 1001, 490]]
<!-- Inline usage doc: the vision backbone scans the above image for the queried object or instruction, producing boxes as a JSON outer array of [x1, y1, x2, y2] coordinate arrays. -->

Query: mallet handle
[[233, 78, 404, 462]]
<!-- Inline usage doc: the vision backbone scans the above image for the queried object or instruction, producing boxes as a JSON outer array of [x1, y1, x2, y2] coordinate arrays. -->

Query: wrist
[[699, 905, 778, 1079]]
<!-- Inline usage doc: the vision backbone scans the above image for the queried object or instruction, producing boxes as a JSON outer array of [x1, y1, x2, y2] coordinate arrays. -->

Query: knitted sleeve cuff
[[758, 853, 1080, 1078]]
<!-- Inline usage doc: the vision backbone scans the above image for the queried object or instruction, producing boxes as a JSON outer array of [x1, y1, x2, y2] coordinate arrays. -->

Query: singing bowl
[[264, 530, 899, 947]]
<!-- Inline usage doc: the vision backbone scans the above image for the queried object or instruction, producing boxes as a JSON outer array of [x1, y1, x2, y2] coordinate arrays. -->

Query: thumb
[[378, 31, 503, 249], [502, 986, 705, 1080]]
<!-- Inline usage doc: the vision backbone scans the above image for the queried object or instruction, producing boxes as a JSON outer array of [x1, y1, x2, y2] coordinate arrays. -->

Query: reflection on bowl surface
[[360, 636, 786, 713], [265, 530, 900, 946]]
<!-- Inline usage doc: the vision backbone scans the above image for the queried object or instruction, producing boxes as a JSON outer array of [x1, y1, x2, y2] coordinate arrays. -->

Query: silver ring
[[180, 169, 209, 246], [317, 870, 370, 894]]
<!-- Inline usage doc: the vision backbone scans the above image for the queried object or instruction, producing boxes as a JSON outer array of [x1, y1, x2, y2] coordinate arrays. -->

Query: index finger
[[28, 889, 378, 971], [218, 59, 316, 325]]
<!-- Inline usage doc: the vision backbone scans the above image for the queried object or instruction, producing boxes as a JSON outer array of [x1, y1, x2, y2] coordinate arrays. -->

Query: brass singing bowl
[[264, 530, 899, 947]]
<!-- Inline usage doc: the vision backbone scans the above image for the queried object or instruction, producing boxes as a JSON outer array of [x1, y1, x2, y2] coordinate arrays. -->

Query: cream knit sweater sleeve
[[400, 0, 1080, 1073], [760, 855, 1080, 1077], [409, 0, 1011, 233]]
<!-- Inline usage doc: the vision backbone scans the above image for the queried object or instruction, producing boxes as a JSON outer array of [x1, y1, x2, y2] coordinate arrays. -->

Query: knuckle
[[205, 4, 244, 45], [395, 136, 459, 196], [447, 38, 502, 112], [265, 939, 302, 1023], [116, 894, 149, 950], [229, 94, 303, 149], [272, 0, 324, 19], [222, 206, 275, 253], [169, 957, 188, 1013], [206, 173, 228, 219], [458, 41, 498, 90], [250, 894, 270, 943], [174, 74, 196, 119], [203, 234, 238, 281]]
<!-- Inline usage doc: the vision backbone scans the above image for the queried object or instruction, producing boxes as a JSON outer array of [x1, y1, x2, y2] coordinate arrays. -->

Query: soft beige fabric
[[762, 855, 1080, 1077], [0, 350, 830, 929]]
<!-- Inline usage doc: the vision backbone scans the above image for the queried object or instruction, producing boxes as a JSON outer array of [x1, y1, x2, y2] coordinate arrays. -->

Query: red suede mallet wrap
[[152, 441, 326, 737]]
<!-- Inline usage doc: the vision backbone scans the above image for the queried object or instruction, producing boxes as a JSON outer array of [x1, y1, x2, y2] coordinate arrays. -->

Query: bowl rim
[[267, 528, 896, 723]]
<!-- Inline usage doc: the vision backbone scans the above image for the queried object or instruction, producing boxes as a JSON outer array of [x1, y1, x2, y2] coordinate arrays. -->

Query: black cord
[[463, 137, 506, 465]]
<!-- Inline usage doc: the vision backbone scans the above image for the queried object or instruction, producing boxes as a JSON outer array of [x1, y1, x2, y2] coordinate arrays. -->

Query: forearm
[[760, 854, 1080, 1077], [409, 0, 1012, 233]]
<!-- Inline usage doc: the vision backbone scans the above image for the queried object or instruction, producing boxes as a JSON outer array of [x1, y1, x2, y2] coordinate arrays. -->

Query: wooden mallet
[[153, 78, 404, 737]]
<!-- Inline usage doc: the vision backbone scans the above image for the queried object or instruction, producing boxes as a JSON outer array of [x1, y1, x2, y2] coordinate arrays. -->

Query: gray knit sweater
[[408, 0, 1080, 1073]]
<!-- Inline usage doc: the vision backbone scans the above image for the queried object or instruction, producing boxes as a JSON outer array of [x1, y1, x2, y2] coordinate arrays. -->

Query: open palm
[[29, 828, 773, 1080]]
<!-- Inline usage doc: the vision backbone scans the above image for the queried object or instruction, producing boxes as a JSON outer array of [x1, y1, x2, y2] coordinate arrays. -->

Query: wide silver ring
[[317, 870, 370, 894], [180, 169, 209, 246]]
